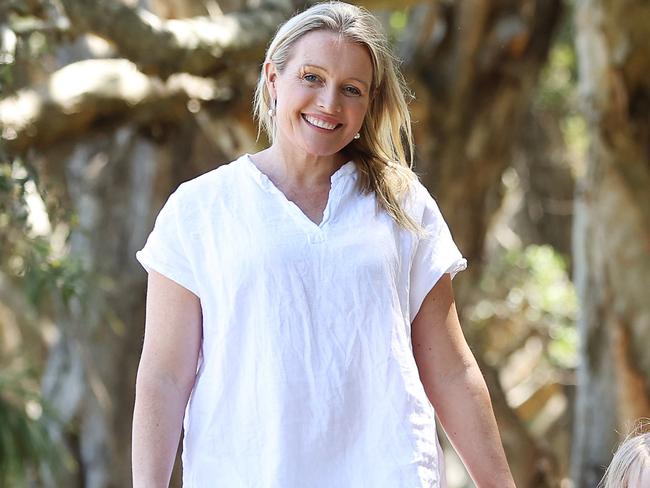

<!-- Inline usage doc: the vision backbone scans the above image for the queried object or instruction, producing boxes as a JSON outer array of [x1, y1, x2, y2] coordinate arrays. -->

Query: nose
[[317, 85, 342, 113]]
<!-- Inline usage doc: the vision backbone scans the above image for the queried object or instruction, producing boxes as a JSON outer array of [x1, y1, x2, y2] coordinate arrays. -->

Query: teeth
[[304, 115, 337, 130]]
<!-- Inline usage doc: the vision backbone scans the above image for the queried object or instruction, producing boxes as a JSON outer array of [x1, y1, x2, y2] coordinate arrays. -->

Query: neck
[[256, 143, 348, 189]]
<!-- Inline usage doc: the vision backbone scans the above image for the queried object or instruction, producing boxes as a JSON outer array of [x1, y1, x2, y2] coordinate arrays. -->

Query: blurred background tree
[[1, 0, 648, 487]]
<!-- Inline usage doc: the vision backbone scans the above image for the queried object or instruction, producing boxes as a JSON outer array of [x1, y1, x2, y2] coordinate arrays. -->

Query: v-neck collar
[[242, 154, 357, 233]]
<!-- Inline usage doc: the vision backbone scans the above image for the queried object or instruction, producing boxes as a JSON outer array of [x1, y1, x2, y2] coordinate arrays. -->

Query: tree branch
[[57, 0, 292, 79], [0, 58, 235, 152], [56, 0, 431, 79]]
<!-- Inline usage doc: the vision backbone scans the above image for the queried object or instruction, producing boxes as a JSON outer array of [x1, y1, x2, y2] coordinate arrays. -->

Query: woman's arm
[[411, 273, 515, 488], [132, 270, 202, 488]]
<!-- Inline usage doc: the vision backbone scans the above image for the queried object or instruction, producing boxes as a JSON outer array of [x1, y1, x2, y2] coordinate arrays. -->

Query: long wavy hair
[[253, 1, 425, 236]]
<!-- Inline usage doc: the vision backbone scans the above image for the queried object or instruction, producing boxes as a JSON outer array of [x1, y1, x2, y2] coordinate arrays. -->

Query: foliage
[[473, 244, 578, 370], [1, 2, 85, 465], [535, 1, 588, 173], [536, 41, 577, 113], [1, 5, 92, 483], [1, 1, 60, 98], [0, 368, 67, 487], [0, 157, 84, 482], [1, 159, 88, 309], [388, 8, 410, 42]]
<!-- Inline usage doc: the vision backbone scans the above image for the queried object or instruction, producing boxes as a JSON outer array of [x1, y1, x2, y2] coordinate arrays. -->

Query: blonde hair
[[599, 419, 650, 488], [253, 1, 425, 236]]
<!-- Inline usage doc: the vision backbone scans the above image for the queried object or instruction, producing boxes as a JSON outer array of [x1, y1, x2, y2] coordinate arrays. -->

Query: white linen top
[[135, 153, 467, 488]]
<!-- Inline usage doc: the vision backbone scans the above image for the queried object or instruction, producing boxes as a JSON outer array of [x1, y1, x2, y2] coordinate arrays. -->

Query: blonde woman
[[132, 2, 514, 487], [600, 420, 650, 488]]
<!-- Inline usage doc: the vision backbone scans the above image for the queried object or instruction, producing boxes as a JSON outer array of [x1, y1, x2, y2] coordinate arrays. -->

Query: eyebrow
[[301, 64, 370, 89]]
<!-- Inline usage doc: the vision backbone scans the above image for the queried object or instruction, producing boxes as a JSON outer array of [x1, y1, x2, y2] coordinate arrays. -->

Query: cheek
[[277, 82, 309, 104], [346, 100, 370, 125], [277, 94, 311, 128]]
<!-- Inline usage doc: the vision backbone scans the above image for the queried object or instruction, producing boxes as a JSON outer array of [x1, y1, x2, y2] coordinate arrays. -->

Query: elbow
[[427, 359, 488, 401], [135, 360, 197, 402]]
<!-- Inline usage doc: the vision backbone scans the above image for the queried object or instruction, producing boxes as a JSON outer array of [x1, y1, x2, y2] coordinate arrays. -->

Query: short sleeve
[[135, 187, 200, 297], [409, 184, 467, 322]]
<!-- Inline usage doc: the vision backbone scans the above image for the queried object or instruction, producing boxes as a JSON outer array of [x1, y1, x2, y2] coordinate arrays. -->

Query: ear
[[263, 61, 278, 101]]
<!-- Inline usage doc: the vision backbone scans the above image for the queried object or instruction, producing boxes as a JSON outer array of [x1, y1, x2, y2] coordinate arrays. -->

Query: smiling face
[[265, 29, 373, 159]]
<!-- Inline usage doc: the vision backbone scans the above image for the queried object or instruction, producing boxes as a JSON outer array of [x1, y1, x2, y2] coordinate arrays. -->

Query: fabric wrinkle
[[135, 154, 465, 487]]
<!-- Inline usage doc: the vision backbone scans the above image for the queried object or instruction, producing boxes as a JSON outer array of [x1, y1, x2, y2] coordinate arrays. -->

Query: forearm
[[430, 363, 515, 488], [132, 373, 191, 488]]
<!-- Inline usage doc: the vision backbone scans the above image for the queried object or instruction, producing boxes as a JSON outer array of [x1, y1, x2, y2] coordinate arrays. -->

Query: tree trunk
[[572, 0, 650, 486]]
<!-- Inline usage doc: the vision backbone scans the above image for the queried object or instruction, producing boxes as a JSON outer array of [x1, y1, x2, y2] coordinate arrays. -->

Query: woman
[[132, 2, 515, 487]]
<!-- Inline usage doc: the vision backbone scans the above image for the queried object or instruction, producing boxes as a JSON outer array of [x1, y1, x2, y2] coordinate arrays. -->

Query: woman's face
[[265, 30, 373, 158]]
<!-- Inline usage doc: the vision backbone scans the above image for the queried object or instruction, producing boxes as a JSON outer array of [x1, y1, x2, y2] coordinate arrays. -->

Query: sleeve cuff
[[135, 249, 201, 298]]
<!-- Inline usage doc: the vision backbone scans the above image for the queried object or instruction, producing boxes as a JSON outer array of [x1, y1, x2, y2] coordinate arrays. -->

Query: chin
[[301, 133, 355, 155], [299, 142, 346, 158]]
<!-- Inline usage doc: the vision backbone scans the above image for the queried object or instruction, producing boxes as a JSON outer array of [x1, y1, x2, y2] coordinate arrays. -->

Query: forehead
[[287, 30, 373, 79]]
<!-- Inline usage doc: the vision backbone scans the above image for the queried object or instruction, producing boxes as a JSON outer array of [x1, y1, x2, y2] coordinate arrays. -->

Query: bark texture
[[572, 0, 650, 486]]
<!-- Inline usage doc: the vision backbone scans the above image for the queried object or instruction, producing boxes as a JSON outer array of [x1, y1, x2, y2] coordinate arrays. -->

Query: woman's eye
[[345, 86, 361, 96], [304, 74, 320, 83]]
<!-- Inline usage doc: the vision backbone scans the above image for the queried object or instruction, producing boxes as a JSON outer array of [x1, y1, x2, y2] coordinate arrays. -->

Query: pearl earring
[[268, 99, 277, 117], [353, 132, 361, 140]]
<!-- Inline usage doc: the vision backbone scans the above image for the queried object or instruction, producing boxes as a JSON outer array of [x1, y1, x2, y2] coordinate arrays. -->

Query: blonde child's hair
[[599, 419, 650, 488], [253, 1, 426, 236]]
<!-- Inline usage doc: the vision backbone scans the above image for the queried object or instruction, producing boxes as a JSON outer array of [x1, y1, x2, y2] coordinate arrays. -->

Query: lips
[[302, 114, 342, 131]]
